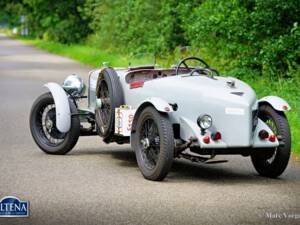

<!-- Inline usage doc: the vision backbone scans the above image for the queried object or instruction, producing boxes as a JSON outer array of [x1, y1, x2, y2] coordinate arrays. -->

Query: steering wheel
[[175, 57, 218, 77]]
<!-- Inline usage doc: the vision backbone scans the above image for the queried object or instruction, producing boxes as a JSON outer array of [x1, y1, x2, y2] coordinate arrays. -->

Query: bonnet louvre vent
[[230, 91, 244, 96]]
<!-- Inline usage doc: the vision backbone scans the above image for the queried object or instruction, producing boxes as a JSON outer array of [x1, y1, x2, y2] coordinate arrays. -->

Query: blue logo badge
[[0, 196, 29, 217]]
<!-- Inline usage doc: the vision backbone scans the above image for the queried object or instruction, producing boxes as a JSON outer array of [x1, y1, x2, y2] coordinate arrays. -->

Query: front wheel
[[131, 106, 174, 181], [251, 104, 291, 178], [30, 92, 80, 155]]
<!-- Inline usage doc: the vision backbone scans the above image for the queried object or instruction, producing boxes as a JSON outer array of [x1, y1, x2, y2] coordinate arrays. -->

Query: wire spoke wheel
[[94, 68, 124, 142], [132, 106, 174, 181], [40, 104, 65, 145], [140, 118, 160, 170], [251, 104, 291, 178], [98, 80, 111, 129], [264, 117, 278, 164], [30, 92, 80, 155]]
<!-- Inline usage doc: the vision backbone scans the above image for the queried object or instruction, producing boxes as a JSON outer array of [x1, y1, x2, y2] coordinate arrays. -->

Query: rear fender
[[138, 97, 174, 113], [44, 82, 71, 133], [131, 97, 173, 133], [258, 96, 291, 112]]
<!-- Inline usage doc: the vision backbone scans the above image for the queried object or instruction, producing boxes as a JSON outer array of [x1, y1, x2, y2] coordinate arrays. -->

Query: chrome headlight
[[197, 114, 212, 130], [62, 74, 85, 96]]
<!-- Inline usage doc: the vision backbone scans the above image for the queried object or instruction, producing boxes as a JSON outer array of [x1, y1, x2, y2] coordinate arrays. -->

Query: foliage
[[81, 0, 300, 76], [81, 0, 190, 54], [2, 0, 299, 76], [16, 37, 300, 155], [20, 0, 91, 43], [183, 0, 300, 76], [2, 0, 300, 154], [0, 0, 25, 27]]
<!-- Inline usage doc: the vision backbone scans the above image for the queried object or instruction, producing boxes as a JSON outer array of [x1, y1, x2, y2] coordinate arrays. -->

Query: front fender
[[258, 96, 291, 112], [44, 82, 71, 133]]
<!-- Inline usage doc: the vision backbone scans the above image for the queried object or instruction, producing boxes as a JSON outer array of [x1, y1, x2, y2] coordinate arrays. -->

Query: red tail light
[[269, 134, 276, 142], [258, 130, 269, 140], [203, 136, 210, 144], [130, 81, 144, 89], [212, 132, 221, 141]]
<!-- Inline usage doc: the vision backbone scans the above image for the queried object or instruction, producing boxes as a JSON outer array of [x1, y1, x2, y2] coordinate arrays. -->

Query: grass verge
[[16, 36, 300, 156]]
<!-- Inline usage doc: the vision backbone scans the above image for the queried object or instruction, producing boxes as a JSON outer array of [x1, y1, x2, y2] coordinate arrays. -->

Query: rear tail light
[[203, 136, 210, 144], [258, 130, 276, 142], [282, 105, 288, 110], [211, 132, 221, 141], [130, 81, 144, 89], [258, 130, 269, 140], [269, 134, 276, 142]]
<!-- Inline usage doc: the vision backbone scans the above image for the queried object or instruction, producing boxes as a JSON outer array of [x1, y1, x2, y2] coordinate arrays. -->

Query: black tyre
[[251, 104, 291, 178], [30, 92, 80, 155], [95, 68, 124, 142], [132, 106, 174, 181]]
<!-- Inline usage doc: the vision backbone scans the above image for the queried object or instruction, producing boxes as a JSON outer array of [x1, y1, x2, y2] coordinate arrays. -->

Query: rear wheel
[[132, 106, 174, 181], [251, 104, 291, 178], [30, 92, 80, 155]]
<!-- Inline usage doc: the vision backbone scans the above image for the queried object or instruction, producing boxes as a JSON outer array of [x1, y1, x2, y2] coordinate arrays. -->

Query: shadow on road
[[70, 147, 291, 184]]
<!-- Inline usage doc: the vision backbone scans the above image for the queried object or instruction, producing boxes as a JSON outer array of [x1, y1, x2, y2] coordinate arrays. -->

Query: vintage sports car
[[30, 57, 291, 181]]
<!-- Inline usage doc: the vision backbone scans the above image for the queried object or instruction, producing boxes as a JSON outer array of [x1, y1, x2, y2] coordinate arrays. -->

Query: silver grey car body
[[30, 58, 291, 180], [46, 67, 290, 149]]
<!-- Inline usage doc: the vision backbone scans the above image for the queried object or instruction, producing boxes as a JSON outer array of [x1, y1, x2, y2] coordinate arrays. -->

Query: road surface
[[0, 34, 299, 225]]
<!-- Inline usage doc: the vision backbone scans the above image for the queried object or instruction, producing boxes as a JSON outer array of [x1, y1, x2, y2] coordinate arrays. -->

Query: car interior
[[125, 67, 191, 84]]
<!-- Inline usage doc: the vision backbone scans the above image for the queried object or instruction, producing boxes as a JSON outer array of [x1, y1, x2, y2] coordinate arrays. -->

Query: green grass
[[18, 37, 155, 68], [17, 36, 300, 156], [21, 38, 129, 67]]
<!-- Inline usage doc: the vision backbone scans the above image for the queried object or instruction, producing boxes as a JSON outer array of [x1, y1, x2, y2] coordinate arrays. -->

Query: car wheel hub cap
[[45, 120, 53, 130], [141, 138, 150, 149], [41, 104, 64, 144]]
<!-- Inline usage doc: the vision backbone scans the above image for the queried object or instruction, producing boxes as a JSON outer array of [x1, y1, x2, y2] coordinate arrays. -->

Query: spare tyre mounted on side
[[95, 68, 125, 143]]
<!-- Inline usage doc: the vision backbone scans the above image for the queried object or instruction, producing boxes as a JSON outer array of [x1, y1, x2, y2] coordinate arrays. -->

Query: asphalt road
[[0, 34, 299, 225]]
